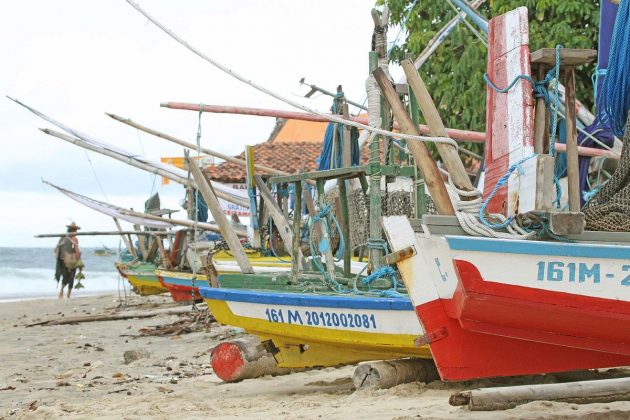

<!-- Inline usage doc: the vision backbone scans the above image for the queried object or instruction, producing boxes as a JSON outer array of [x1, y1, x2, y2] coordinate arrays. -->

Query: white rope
[[125, 0, 458, 149], [436, 167, 536, 239]]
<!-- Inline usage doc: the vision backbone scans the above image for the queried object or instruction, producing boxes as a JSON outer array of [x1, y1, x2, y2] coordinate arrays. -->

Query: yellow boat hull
[[203, 292, 431, 369], [116, 262, 167, 296]]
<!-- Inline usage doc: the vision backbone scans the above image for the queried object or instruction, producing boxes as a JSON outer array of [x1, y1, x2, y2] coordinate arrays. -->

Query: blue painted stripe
[[446, 236, 630, 260], [161, 276, 209, 287], [198, 287, 413, 310]]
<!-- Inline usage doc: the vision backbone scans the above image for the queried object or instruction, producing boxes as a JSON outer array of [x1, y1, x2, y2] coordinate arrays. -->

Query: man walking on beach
[[54, 222, 81, 299]]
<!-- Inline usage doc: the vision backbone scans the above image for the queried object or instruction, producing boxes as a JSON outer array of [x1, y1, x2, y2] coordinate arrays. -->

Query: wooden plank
[[188, 158, 255, 274], [254, 175, 305, 269], [155, 235, 172, 269], [564, 67, 580, 212], [530, 48, 597, 66], [373, 67, 455, 216], [269, 166, 366, 184], [401, 59, 474, 194], [483, 7, 536, 216]]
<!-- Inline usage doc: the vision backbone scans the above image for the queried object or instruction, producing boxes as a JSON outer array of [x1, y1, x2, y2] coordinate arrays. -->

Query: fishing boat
[[199, 275, 431, 368], [381, 5, 630, 381], [93, 245, 116, 256], [116, 261, 167, 296]]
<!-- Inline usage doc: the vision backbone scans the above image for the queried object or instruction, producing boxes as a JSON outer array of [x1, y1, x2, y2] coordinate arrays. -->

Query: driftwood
[[450, 377, 630, 411], [133, 310, 216, 337], [353, 358, 439, 390], [26, 304, 204, 327], [210, 335, 295, 382]]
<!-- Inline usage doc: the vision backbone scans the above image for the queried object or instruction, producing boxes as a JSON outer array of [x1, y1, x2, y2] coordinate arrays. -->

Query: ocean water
[[0, 247, 126, 301]]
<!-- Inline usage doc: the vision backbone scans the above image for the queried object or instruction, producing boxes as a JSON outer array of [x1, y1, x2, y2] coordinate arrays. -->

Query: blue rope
[[479, 154, 537, 229], [601, 0, 630, 138]]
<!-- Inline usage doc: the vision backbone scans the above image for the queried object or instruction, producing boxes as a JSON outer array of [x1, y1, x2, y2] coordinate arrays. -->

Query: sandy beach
[[1, 294, 629, 419]]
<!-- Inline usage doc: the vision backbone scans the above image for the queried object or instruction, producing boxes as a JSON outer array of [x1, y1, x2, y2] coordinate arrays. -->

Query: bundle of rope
[[600, 0, 630, 138]]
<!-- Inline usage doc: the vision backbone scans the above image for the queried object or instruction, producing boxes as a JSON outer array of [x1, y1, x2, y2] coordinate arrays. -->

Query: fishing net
[[583, 113, 630, 231], [323, 178, 435, 251]]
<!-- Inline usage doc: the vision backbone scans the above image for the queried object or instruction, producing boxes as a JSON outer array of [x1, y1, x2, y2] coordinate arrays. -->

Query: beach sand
[[1, 294, 629, 419]]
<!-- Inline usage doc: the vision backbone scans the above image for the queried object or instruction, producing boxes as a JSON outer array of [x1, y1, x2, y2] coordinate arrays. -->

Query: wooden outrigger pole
[[106, 113, 288, 176], [35, 231, 176, 238], [160, 102, 487, 144], [39, 128, 250, 208]]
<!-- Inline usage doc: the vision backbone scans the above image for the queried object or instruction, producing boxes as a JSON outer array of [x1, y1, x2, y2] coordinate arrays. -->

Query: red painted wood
[[160, 102, 486, 143], [414, 297, 630, 381], [483, 8, 534, 215], [157, 275, 201, 302], [211, 342, 246, 382], [452, 259, 630, 356]]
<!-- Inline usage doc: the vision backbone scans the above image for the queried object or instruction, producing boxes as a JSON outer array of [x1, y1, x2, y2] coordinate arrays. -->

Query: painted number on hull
[[264, 308, 377, 329], [536, 261, 630, 286]]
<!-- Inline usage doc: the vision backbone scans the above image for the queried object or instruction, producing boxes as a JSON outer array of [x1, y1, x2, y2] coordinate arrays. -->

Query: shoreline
[[1, 294, 629, 419]]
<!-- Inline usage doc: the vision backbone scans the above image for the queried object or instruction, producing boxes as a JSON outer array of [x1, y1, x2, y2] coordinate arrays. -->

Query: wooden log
[[107, 113, 286, 176], [401, 58, 474, 194], [254, 175, 306, 269], [188, 155, 255, 274], [450, 377, 630, 411], [564, 67, 581, 212], [160, 102, 487, 143], [353, 358, 439, 390], [373, 67, 455, 216], [210, 336, 294, 382]]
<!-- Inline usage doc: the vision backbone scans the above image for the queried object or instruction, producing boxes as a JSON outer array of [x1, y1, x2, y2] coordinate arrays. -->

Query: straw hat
[[66, 222, 81, 232]]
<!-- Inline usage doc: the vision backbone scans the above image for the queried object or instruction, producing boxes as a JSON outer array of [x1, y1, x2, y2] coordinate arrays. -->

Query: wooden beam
[[342, 103, 352, 168], [133, 224, 148, 260], [401, 59, 474, 193], [373, 67, 455, 216], [254, 175, 305, 269], [533, 65, 547, 154], [188, 156, 255, 274], [530, 48, 597, 66]]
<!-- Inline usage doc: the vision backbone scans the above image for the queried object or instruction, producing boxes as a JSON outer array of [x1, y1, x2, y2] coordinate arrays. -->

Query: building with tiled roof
[[204, 116, 387, 184], [205, 118, 329, 183]]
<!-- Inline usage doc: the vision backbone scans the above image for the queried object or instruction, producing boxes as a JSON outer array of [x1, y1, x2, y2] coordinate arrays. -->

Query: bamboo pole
[[107, 113, 287, 176], [117, 208, 247, 238], [35, 231, 175, 238], [373, 68, 455, 216], [160, 102, 486, 143], [188, 156, 254, 274], [401, 59, 475, 194], [39, 128, 249, 208]]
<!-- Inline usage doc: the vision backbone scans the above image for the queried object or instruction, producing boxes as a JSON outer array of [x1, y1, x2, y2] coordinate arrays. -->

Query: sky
[[0, 0, 406, 247]]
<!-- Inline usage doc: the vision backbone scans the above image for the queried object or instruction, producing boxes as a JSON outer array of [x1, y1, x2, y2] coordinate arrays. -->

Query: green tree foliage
[[380, 0, 599, 154]]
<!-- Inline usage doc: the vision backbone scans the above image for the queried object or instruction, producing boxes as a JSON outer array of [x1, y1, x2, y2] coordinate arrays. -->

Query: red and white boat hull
[[383, 216, 630, 381]]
